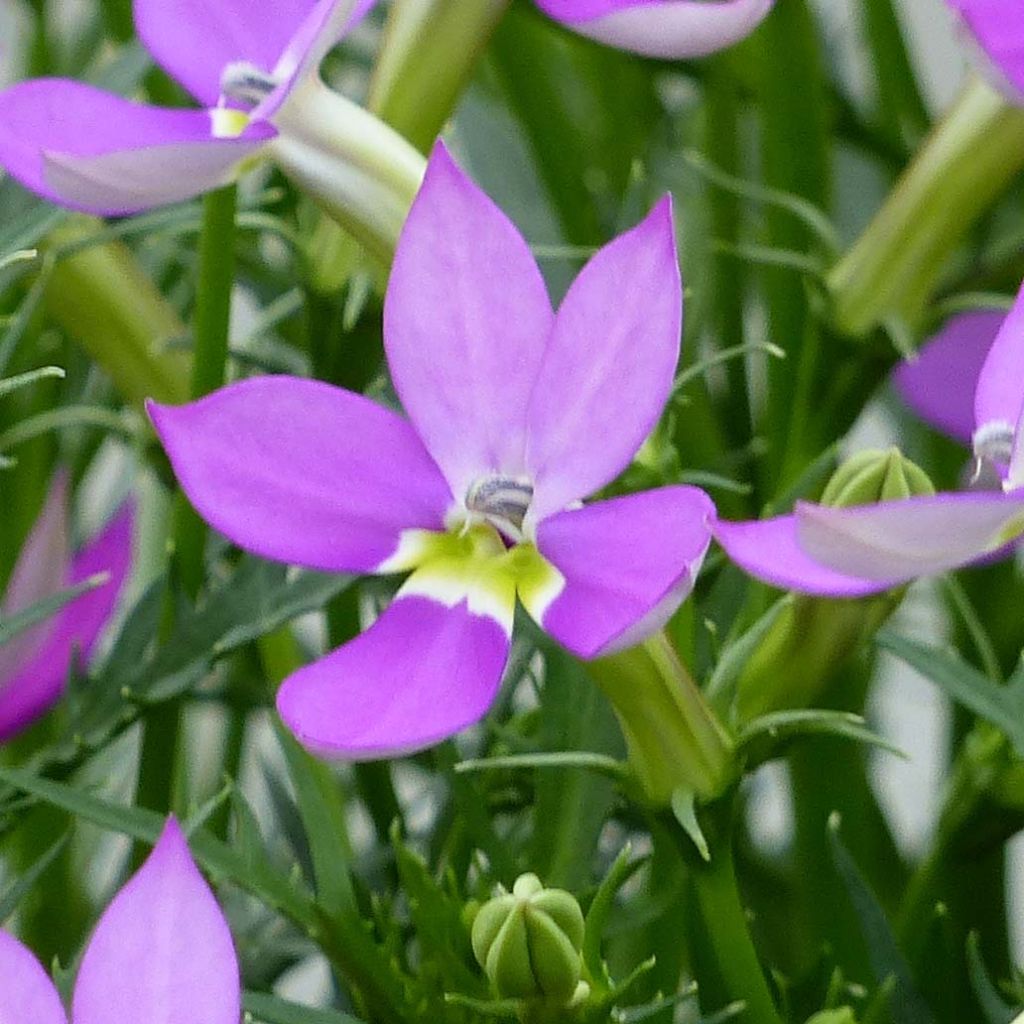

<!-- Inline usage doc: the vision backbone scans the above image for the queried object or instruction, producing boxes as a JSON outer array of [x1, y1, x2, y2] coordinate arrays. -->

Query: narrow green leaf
[[454, 751, 626, 779], [0, 832, 69, 923], [0, 365, 65, 399], [243, 991, 367, 1024], [737, 709, 905, 759], [582, 842, 646, 986], [966, 932, 1019, 1024], [0, 573, 110, 648]]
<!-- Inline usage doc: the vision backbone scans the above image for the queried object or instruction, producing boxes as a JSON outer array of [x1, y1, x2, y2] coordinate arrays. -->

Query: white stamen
[[465, 475, 534, 543], [973, 420, 1016, 466], [220, 62, 279, 107]]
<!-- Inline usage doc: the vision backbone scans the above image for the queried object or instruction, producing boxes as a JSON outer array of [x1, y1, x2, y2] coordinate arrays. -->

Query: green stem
[[369, 0, 510, 152], [683, 799, 784, 1024], [828, 76, 1024, 337]]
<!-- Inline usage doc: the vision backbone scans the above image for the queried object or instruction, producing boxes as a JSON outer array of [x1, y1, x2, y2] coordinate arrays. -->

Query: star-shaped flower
[[534, 0, 774, 60], [149, 143, 715, 759], [0, 817, 239, 1023], [0, 472, 132, 741], [0, 0, 375, 214], [714, 281, 1024, 596]]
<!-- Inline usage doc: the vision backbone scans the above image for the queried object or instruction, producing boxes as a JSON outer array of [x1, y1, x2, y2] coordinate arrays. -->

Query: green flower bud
[[819, 447, 935, 507], [471, 873, 585, 1003]]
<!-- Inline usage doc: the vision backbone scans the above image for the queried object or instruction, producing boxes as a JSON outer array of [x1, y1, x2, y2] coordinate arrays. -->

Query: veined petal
[[0, 79, 272, 215], [0, 931, 66, 1024], [894, 309, 1003, 446], [73, 817, 240, 1024], [277, 595, 511, 759], [796, 492, 1024, 582], [0, 472, 70, 683], [135, 0, 318, 106], [148, 377, 453, 575], [384, 143, 553, 500], [975, 283, 1024, 437], [0, 503, 133, 742], [533, 487, 714, 659], [526, 198, 681, 522], [947, 0, 1024, 99], [713, 514, 896, 597], [535, 0, 774, 60]]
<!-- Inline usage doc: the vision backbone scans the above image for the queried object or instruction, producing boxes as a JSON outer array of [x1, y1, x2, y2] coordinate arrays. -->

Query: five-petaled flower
[[714, 280, 1024, 596], [0, 0, 375, 215], [0, 472, 131, 741], [0, 817, 240, 1023], [149, 143, 716, 760], [533, 0, 774, 60]]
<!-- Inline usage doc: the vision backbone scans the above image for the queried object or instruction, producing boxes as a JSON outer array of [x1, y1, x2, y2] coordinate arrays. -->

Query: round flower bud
[[819, 447, 935, 509], [470, 873, 586, 1002]]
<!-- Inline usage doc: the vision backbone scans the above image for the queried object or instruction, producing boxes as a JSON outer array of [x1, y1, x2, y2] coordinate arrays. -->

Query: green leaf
[[0, 832, 69, 923], [737, 709, 905, 760], [0, 573, 111, 648], [966, 932, 1019, 1024], [877, 630, 1024, 757], [671, 789, 711, 863], [582, 842, 646, 987], [242, 991, 367, 1024], [827, 813, 935, 1024], [0, 365, 65, 399]]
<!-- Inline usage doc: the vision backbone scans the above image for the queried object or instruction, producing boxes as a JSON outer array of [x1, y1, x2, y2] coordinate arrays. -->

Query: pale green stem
[[828, 76, 1024, 337], [270, 78, 426, 266]]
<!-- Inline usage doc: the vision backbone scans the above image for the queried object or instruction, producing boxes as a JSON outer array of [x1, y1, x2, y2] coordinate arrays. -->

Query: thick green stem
[[828, 76, 1024, 337], [42, 222, 189, 405], [271, 80, 426, 266], [368, 0, 510, 152]]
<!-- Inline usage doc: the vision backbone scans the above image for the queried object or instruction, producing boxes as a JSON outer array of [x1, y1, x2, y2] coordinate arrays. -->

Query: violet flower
[[0, 817, 240, 1023], [149, 143, 715, 760], [714, 285, 1024, 596], [0, 472, 132, 741], [0, 0, 376, 215], [947, 0, 1024, 100], [533, 0, 774, 60]]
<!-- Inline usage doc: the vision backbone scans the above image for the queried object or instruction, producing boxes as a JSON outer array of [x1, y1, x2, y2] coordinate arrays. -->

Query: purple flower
[[148, 143, 715, 760], [533, 0, 774, 60], [0, 817, 240, 1023], [947, 0, 1024, 101], [714, 283, 1024, 596], [0, 0, 375, 214], [0, 472, 132, 741]]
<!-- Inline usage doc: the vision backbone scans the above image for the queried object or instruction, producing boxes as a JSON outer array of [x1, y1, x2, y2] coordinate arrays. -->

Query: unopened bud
[[820, 447, 935, 508], [471, 873, 585, 1003]]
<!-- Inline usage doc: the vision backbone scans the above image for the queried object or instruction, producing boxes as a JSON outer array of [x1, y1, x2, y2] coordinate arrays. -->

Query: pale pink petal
[[0, 930, 67, 1024], [975, 283, 1024, 438]]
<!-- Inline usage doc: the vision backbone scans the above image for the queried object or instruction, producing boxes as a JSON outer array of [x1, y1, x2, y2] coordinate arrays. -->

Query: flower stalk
[[587, 632, 735, 807], [828, 76, 1024, 338]]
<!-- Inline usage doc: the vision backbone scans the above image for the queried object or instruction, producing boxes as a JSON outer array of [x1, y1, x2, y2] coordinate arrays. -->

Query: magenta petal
[[134, 0, 318, 105], [526, 198, 681, 521], [975, 283, 1024, 436], [384, 143, 553, 500], [713, 514, 895, 597], [148, 377, 452, 574], [73, 817, 240, 1024], [0, 79, 273, 215], [535, 487, 714, 658], [948, 0, 1024, 99], [0, 930, 66, 1024], [535, 0, 774, 59], [0, 472, 70, 683], [894, 309, 1003, 445], [0, 503, 133, 742], [277, 595, 510, 759], [796, 492, 1024, 582]]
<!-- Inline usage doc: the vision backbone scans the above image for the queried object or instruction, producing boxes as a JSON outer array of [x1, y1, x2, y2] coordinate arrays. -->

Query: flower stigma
[[465, 475, 534, 543], [220, 62, 280, 107]]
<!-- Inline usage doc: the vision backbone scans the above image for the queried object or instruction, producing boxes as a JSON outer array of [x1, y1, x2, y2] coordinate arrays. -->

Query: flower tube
[[150, 143, 717, 761]]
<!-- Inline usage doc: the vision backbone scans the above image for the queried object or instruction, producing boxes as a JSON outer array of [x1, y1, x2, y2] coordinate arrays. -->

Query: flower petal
[[384, 143, 554, 500], [0, 472, 70, 683], [0, 930, 66, 1024], [713, 514, 895, 597], [947, 0, 1024, 99], [0, 503, 133, 742], [72, 817, 240, 1024], [277, 595, 510, 759], [0, 79, 273, 214], [795, 492, 1024, 582], [135, 0, 319, 106], [525, 197, 681, 522], [975, 283, 1024, 437], [148, 377, 453, 575], [894, 309, 1003, 446], [533, 487, 714, 659], [535, 0, 774, 60]]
